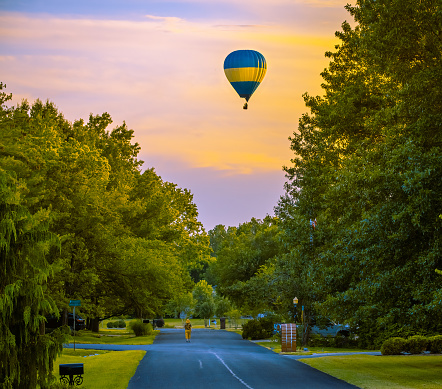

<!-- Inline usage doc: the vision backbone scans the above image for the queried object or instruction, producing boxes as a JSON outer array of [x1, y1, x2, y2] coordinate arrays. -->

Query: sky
[[0, 0, 352, 231]]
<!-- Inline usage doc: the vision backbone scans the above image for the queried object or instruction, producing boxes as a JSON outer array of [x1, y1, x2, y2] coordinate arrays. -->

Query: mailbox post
[[59, 363, 84, 386]]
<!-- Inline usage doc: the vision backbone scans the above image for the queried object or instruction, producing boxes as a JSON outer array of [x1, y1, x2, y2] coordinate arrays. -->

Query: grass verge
[[69, 330, 158, 345], [54, 349, 145, 389], [254, 342, 370, 355], [301, 354, 442, 389]]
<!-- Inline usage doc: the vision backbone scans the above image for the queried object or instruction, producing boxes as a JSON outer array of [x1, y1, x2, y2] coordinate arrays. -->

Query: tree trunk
[[62, 309, 68, 326], [91, 317, 100, 333]]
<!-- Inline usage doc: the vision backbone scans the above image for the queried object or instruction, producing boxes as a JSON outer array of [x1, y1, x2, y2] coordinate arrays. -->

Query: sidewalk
[[284, 351, 382, 360]]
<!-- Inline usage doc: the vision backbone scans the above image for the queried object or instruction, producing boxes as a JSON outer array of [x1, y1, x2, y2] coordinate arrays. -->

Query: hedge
[[381, 335, 442, 355]]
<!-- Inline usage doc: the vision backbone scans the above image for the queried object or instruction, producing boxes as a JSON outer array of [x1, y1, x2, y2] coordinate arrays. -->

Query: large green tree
[[0, 165, 65, 387], [0, 84, 211, 335], [277, 0, 442, 347], [209, 216, 286, 314], [192, 280, 215, 326]]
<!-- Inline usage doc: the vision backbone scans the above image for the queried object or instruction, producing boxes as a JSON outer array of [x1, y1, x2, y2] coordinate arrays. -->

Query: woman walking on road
[[185, 318, 192, 342]]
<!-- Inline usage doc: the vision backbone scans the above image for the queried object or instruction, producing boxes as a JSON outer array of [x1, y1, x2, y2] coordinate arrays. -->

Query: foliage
[[214, 295, 232, 318], [380, 336, 431, 355], [275, 0, 442, 348], [381, 335, 442, 355], [380, 337, 407, 355], [154, 318, 165, 328], [0, 82, 211, 386], [165, 292, 194, 319], [106, 319, 126, 328], [129, 320, 153, 337], [226, 309, 242, 329], [65, 330, 157, 345], [0, 159, 67, 387], [405, 335, 428, 355], [428, 335, 442, 354], [209, 217, 287, 314], [241, 317, 274, 340], [192, 280, 215, 325], [0, 83, 211, 323]]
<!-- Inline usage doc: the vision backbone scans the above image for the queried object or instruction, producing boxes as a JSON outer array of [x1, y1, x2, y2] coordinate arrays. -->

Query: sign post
[[69, 300, 81, 351]]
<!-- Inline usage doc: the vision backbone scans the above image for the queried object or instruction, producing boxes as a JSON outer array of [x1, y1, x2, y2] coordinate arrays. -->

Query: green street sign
[[69, 300, 81, 307]]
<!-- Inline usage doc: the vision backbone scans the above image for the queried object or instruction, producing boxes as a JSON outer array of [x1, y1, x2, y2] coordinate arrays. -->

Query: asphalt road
[[125, 328, 359, 389], [64, 328, 362, 388]]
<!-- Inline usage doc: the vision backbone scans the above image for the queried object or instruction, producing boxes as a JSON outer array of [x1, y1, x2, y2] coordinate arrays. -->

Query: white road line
[[199, 360, 203, 369], [212, 352, 254, 389]]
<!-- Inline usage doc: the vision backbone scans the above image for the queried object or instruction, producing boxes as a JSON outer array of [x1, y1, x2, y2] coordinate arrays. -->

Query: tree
[[166, 292, 195, 322], [277, 0, 442, 347], [209, 217, 286, 313], [0, 84, 212, 333], [0, 168, 66, 388], [214, 295, 232, 318], [192, 280, 215, 327]]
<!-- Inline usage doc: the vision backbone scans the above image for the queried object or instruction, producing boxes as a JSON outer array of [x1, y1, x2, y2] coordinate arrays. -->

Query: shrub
[[129, 320, 153, 336], [333, 334, 350, 348], [242, 317, 275, 340], [308, 334, 324, 347], [308, 334, 334, 348], [381, 337, 407, 355], [258, 316, 275, 338], [428, 335, 442, 354], [154, 318, 165, 328], [107, 319, 126, 328], [242, 319, 266, 340], [405, 335, 428, 354]]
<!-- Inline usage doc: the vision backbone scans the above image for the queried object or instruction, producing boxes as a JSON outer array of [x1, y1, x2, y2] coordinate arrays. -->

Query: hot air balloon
[[224, 49, 267, 109]]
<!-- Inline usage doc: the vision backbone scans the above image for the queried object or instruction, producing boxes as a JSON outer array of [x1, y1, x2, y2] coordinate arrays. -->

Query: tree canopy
[[275, 0, 442, 347], [0, 82, 211, 386], [208, 0, 442, 348]]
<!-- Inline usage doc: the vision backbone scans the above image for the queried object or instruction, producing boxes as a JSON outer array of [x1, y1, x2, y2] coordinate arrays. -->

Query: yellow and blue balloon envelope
[[224, 50, 267, 109]]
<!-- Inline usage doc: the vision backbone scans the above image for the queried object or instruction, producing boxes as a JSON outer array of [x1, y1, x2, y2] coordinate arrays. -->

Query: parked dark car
[[46, 313, 86, 331]]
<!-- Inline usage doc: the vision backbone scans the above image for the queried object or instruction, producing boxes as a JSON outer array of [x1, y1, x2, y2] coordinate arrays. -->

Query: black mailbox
[[59, 363, 84, 386], [60, 364, 84, 375]]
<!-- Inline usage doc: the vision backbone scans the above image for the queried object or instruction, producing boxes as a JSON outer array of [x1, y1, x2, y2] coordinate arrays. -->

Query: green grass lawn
[[53, 349, 145, 388], [301, 354, 442, 389], [69, 329, 158, 345]]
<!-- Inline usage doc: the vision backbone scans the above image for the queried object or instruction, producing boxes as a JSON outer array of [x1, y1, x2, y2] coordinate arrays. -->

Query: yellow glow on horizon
[[1, 5, 347, 176]]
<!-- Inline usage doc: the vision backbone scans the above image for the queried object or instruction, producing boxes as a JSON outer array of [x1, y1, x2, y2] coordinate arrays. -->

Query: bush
[[258, 316, 275, 338], [308, 334, 332, 347], [154, 318, 165, 328], [242, 317, 274, 340], [107, 319, 126, 328], [242, 319, 266, 340], [307, 333, 357, 348], [405, 335, 428, 354], [333, 334, 351, 348], [381, 337, 407, 355], [129, 320, 153, 336], [428, 335, 442, 354]]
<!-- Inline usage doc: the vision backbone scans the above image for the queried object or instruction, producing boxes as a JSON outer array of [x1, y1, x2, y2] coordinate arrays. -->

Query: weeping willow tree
[[0, 170, 65, 387]]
